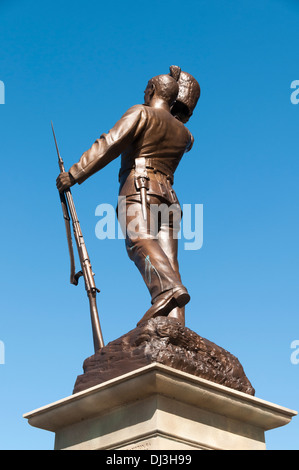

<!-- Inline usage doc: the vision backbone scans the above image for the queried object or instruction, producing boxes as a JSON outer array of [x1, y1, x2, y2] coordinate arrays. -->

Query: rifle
[[51, 122, 104, 352]]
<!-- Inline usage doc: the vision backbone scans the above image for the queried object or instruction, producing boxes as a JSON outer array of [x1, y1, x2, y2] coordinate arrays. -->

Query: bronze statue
[[56, 66, 200, 329]]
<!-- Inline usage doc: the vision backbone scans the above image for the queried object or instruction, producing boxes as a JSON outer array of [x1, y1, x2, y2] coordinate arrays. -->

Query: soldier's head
[[144, 74, 179, 108], [169, 66, 201, 123]]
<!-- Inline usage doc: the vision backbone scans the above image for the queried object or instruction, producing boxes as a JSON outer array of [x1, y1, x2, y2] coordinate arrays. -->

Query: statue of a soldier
[[56, 66, 200, 327]]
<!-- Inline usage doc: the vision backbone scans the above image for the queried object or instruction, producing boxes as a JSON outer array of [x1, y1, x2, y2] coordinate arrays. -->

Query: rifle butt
[[88, 291, 105, 351]]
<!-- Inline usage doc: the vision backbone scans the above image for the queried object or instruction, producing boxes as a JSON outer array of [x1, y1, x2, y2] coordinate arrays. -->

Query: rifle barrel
[[65, 189, 105, 350], [52, 122, 104, 352]]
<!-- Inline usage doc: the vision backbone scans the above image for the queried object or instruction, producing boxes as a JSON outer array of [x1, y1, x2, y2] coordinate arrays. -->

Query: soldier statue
[[56, 66, 200, 328]]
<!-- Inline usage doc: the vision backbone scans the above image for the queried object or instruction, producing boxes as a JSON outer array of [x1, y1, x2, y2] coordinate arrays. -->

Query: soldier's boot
[[137, 285, 190, 326]]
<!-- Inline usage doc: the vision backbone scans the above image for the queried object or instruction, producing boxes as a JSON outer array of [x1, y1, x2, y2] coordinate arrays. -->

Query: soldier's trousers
[[118, 194, 186, 324]]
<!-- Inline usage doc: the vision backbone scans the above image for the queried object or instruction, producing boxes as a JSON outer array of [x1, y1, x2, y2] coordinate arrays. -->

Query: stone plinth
[[23, 363, 297, 450]]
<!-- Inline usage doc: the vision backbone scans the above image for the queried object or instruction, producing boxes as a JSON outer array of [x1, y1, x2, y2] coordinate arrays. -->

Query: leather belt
[[119, 158, 174, 185]]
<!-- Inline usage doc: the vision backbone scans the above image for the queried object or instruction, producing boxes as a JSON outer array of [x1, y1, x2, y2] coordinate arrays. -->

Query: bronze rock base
[[73, 317, 255, 396]]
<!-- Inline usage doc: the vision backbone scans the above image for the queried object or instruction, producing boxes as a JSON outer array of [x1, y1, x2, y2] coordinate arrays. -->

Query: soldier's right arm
[[68, 105, 146, 185]]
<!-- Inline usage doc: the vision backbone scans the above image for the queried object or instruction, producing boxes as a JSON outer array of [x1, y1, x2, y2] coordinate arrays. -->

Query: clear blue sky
[[0, 0, 298, 450]]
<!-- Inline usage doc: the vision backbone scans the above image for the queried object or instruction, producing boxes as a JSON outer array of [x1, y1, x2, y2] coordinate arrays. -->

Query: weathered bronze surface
[[73, 317, 255, 396]]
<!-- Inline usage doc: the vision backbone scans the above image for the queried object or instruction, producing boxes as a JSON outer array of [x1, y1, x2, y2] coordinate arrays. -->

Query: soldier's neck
[[149, 97, 170, 112]]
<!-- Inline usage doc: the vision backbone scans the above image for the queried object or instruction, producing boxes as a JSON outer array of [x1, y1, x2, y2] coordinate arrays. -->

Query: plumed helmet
[[169, 65, 201, 123]]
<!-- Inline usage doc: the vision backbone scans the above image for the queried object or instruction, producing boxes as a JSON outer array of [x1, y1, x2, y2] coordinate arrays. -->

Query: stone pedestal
[[23, 363, 296, 450]]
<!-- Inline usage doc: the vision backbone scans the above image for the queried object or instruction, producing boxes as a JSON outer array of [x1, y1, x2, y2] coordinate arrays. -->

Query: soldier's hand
[[56, 172, 75, 192]]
